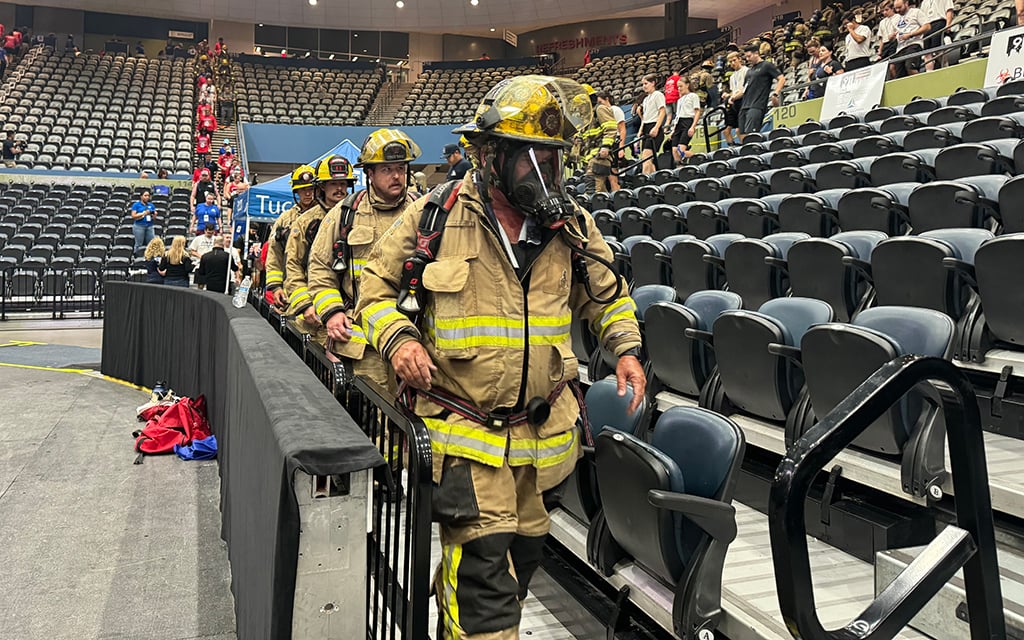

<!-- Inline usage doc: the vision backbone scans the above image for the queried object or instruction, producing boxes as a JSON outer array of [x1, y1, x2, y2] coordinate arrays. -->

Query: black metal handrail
[[269, 311, 434, 640], [769, 355, 1005, 640]]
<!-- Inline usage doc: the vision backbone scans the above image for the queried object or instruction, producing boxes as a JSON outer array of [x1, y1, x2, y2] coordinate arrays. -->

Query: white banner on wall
[[984, 25, 1024, 87], [819, 62, 888, 121]]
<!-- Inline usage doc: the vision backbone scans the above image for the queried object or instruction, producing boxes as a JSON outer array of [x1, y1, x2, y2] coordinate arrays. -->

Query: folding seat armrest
[[655, 253, 673, 265], [701, 254, 725, 267], [749, 204, 778, 221], [767, 342, 802, 365], [683, 327, 714, 344], [648, 489, 737, 543], [840, 255, 873, 279], [763, 256, 789, 271], [941, 257, 978, 287]]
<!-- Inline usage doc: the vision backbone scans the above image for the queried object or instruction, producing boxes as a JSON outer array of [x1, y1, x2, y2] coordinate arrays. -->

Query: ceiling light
[[470, 0, 478, 5], [304, 51, 311, 57], [396, 0, 404, 6], [490, 27, 495, 31], [376, 58, 381, 62], [363, 49, 367, 53], [353, 33, 358, 37], [328, 54, 335, 60], [258, 23, 263, 27], [352, 56, 359, 61], [308, 0, 317, 5]]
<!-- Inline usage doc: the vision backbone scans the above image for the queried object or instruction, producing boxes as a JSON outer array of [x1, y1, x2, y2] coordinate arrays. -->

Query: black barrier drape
[[101, 283, 385, 639]]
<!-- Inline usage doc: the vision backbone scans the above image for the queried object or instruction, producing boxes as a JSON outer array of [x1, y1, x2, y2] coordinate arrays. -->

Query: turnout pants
[[433, 456, 569, 640]]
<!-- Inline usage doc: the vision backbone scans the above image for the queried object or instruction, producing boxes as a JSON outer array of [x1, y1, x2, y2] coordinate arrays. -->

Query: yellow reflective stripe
[[313, 290, 344, 315], [349, 325, 368, 345], [265, 270, 284, 284], [364, 300, 409, 350], [352, 258, 366, 277], [443, 543, 463, 640], [424, 417, 507, 468], [507, 430, 577, 468], [426, 313, 571, 350], [595, 296, 637, 339]]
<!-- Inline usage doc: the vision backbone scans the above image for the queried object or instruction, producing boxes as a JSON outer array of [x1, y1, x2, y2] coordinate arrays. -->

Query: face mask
[[501, 144, 573, 229]]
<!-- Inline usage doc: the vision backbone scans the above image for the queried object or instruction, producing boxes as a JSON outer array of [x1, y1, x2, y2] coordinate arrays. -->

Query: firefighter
[[284, 155, 352, 341], [306, 129, 421, 388], [265, 164, 316, 310], [355, 75, 646, 640]]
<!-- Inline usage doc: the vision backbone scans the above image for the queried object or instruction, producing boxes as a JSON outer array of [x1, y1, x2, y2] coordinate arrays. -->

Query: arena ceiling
[[45, 0, 778, 35]]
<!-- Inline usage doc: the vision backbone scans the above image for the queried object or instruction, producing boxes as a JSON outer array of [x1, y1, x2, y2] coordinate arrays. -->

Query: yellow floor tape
[[0, 361, 151, 393]]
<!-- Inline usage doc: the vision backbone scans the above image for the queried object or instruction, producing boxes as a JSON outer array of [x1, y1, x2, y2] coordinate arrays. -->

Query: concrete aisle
[[0, 365, 236, 640]]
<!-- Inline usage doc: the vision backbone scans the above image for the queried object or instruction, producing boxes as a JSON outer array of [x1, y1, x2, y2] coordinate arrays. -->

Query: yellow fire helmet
[[355, 128, 422, 167], [454, 75, 594, 148], [290, 164, 316, 191], [314, 154, 355, 182]]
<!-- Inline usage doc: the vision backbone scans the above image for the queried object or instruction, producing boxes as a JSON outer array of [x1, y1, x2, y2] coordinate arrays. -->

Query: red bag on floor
[[132, 395, 211, 463]]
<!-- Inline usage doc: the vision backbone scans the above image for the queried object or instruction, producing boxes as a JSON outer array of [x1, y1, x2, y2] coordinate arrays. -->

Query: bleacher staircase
[[365, 82, 413, 126]]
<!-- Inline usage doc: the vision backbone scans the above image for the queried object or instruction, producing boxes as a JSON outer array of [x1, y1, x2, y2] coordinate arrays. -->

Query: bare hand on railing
[[273, 288, 289, 310], [392, 341, 437, 391], [303, 306, 321, 328], [326, 311, 352, 342], [616, 355, 646, 415]]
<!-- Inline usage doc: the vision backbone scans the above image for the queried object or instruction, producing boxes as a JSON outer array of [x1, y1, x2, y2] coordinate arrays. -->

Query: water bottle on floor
[[232, 275, 251, 308]]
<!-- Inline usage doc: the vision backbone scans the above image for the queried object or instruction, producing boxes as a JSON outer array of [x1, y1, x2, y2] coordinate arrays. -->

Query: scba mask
[[500, 142, 573, 229]]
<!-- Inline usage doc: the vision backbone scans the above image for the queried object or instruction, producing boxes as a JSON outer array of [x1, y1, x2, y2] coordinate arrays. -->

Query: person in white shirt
[[723, 52, 747, 145], [920, 0, 954, 70], [669, 77, 702, 166], [188, 226, 218, 289], [843, 12, 874, 70], [878, 0, 898, 61], [892, 0, 931, 77], [637, 73, 666, 174]]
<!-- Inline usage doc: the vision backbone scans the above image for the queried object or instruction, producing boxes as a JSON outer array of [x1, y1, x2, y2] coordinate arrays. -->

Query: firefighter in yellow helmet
[[283, 155, 352, 341], [265, 164, 316, 310], [306, 129, 421, 387], [355, 75, 645, 640]]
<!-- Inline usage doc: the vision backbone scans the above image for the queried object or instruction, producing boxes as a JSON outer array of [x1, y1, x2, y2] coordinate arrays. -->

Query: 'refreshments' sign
[[536, 34, 627, 54], [985, 25, 1024, 87]]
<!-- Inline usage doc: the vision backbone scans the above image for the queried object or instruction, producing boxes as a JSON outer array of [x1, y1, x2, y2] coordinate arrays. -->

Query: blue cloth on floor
[[174, 435, 218, 460]]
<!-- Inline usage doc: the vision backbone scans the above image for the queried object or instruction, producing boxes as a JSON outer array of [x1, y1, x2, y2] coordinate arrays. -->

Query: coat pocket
[[422, 258, 477, 359]]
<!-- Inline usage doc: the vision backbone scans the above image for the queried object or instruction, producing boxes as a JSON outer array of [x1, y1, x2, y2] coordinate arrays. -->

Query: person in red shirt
[[197, 100, 213, 119], [196, 132, 211, 165], [664, 71, 681, 125], [199, 112, 217, 134]]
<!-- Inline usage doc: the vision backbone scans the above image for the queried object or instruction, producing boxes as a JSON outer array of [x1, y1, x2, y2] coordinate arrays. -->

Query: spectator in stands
[[669, 77, 701, 166], [921, 0, 954, 71], [733, 44, 785, 141], [214, 37, 225, 55], [1, 131, 20, 167], [638, 73, 666, 174], [193, 191, 222, 233], [806, 44, 843, 99], [220, 139, 233, 156], [64, 34, 77, 55], [199, 110, 217, 135], [196, 235, 236, 295], [189, 227, 218, 288], [196, 131, 212, 166], [412, 171, 427, 194], [157, 168, 169, 179], [130, 188, 159, 257], [664, 69, 681, 123], [803, 38, 822, 85], [226, 172, 249, 212], [843, 13, 873, 70], [878, 1, 898, 63], [220, 87, 235, 122], [135, 41, 145, 56], [595, 91, 626, 191], [191, 167, 219, 214], [158, 236, 192, 287], [892, 0, 930, 78], [723, 52, 748, 145], [442, 143, 472, 181], [144, 237, 166, 284]]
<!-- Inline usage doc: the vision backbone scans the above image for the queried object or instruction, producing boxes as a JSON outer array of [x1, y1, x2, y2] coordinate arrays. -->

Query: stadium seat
[[800, 306, 954, 454], [648, 203, 687, 239], [670, 233, 741, 301], [869, 149, 939, 185], [871, 228, 994, 321], [707, 297, 834, 422], [787, 231, 887, 322], [778, 190, 845, 236], [590, 406, 743, 639], [907, 176, 1006, 233], [973, 234, 1024, 352], [723, 232, 808, 309], [646, 291, 744, 398], [724, 194, 786, 239], [629, 235, 692, 288]]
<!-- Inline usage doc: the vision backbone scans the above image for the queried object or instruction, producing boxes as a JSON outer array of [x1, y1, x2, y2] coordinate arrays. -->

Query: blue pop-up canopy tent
[[235, 139, 364, 222]]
